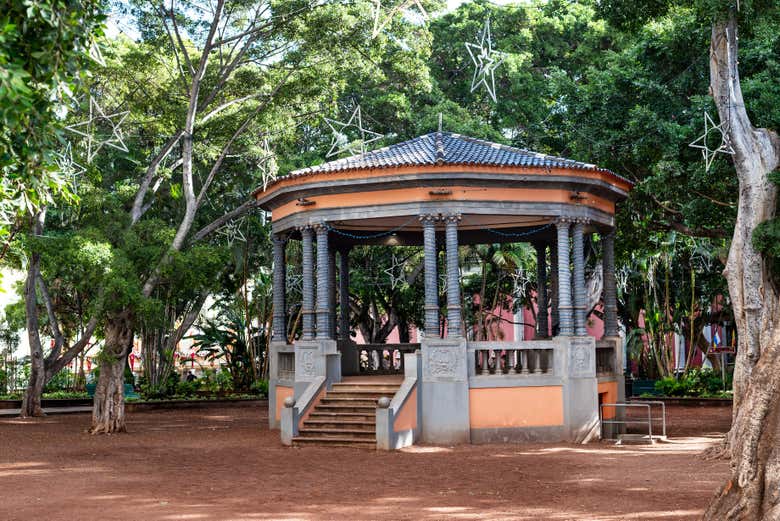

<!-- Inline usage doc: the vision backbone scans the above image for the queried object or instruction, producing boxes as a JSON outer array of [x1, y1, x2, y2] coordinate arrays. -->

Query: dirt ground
[[0, 404, 730, 521]]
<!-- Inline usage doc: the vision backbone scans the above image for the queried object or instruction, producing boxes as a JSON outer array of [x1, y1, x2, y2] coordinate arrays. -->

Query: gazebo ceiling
[[255, 131, 633, 234]]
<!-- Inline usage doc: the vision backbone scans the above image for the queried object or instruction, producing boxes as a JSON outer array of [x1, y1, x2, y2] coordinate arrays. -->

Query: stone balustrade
[[468, 341, 556, 376], [358, 343, 420, 375]]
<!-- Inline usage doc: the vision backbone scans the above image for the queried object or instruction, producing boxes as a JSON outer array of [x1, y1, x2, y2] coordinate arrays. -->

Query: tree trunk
[[704, 15, 780, 520], [90, 310, 134, 434], [20, 211, 45, 418]]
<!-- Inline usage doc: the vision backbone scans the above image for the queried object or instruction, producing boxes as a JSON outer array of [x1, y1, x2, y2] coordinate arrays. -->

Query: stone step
[[298, 427, 376, 439], [307, 412, 375, 422], [332, 382, 401, 391], [315, 404, 377, 414], [303, 419, 375, 430], [292, 436, 376, 449], [326, 390, 396, 399], [320, 397, 379, 407]]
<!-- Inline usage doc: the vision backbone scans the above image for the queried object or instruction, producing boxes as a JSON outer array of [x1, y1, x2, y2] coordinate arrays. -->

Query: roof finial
[[438, 112, 443, 133]]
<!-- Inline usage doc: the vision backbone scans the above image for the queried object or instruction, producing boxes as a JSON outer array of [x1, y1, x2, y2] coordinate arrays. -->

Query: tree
[[702, 8, 780, 519], [80, 0, 442, 433], [0, 0, 105, 415], [0, 0, 104, 260]]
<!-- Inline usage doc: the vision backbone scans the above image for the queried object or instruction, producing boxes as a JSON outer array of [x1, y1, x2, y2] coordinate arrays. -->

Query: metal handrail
[[600, 401, 667, 442]]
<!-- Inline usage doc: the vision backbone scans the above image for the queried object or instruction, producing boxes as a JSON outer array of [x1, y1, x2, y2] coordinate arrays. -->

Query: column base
[[558, 336, 599, 443], [420, 337, 470, 444]]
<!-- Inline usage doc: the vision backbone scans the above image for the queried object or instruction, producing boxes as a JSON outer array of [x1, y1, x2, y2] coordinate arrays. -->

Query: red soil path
[[0, 404, 730, 521]]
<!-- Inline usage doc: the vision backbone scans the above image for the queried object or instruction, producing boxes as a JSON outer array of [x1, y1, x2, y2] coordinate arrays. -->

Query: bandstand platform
[[254, 131, 632, 449]]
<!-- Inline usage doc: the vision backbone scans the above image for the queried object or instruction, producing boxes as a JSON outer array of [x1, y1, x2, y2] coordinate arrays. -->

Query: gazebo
[[255, 131, 632, 449]]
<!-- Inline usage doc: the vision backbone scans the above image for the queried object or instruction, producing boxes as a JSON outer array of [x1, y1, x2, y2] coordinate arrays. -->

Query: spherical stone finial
[[377, 397, 391, 409], [283, 397, 295, 408]]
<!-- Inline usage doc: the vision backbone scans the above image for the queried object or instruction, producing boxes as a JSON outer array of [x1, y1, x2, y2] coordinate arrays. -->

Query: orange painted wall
[[469, 386, 564, 428], [598, 381, 619, 420], [393, 388, 417, 432], [275, 386, 293, 422], [271, 185, 615, 221]]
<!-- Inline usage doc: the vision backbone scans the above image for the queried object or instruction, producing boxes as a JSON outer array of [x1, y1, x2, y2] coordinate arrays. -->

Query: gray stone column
[[444, 214, 462, 338], [328, 248, 337, 338], [271, 233, 287, 342], [534, 243, 549, 338], [603, 229, 619, 337], [556, 218, 574, 336], [420, 214, 439, 338], [301, 225, 315, 340], [315, 223, 332, 340], [572, 219, 588, 336], [549, 241, 559, 336], [338, 247, 351, 340]]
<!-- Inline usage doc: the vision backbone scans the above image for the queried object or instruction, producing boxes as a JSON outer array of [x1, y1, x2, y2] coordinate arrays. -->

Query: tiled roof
[[286, 132, 622, 179]]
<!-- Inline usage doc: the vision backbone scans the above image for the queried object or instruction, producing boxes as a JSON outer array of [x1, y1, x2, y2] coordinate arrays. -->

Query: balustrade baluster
[[520, 350, 529, 374], [534, 350, 543, 374], [508, 350, 518, 375], [480, 350, 489, 375]]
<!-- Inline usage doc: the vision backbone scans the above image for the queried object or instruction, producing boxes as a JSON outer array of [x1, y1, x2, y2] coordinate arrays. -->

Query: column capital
[[312, 221, 329, 233], [271, 232, 289, 245], [573, 217, 591, 225], [443, 213, 462, 224], [555, 216, 575, 225], [419, 213, 440, 224], [297, 224, 314, 233]]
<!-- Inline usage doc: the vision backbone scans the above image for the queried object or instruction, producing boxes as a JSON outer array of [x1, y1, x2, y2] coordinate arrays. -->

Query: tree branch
[[132, 130, 183, 225], [45, 317, 98, 378], [191, 198, 261, 243], [36, 273, 64, 363]]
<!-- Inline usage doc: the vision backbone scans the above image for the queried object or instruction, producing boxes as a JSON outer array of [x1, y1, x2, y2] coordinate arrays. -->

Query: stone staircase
[[292, 381, 401, 449]]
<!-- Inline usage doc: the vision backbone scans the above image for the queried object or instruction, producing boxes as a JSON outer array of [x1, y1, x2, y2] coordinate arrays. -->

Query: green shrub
[[42, 391, 90, 399], [654, 369, 732, 397], [250, 379, 269, 397], [175, 380, 199, 397]]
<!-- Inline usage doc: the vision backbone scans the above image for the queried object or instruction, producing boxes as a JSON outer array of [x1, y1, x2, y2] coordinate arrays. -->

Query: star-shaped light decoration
[[439, 272, 448, 294], [464, 18, 507, 103], [89, 40, 106, 67], [286, 272, 303, 295], [323, 105, 384, 158], [384, 255, 407, 289], [217, 218, 246, 248], [257, 138, 279, 191], [53, 142, 87, 194], [510, 268, 532, 299], [371, 0, 428, 39], [688, 111, 734, 171], [65, 96, 129, 163]]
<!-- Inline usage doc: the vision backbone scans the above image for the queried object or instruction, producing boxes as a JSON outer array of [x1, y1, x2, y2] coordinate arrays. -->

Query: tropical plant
[[188, 303, 260, 393]]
